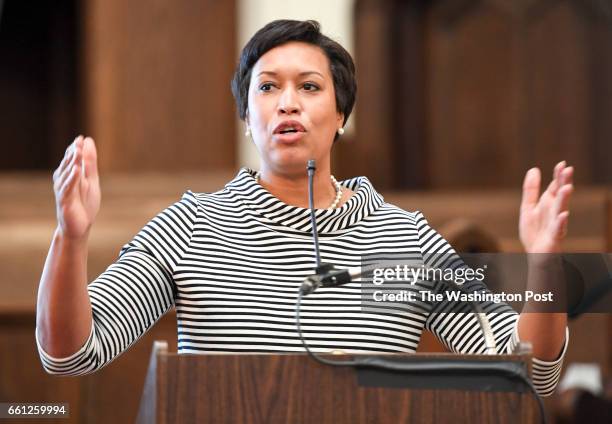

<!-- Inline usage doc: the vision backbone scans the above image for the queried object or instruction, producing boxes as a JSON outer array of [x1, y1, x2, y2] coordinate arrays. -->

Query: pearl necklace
[[255, 172, 343, 209]]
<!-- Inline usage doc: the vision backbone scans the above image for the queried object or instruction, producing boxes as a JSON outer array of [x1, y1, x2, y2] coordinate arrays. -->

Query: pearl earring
[[245, 126, 251, 137], [337, 127, 345, 136]]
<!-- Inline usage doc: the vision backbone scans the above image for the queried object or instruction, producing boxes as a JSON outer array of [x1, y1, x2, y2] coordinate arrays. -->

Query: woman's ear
[[337, 112, 345, 130], [244, 110, 252, 138]]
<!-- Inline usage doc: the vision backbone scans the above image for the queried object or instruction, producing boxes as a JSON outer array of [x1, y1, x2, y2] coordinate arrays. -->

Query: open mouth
[[274, 120, 307, 135]]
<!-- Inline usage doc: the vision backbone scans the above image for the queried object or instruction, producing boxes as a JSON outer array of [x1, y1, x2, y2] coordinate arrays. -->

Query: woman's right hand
[[53, 135, 101, 240]]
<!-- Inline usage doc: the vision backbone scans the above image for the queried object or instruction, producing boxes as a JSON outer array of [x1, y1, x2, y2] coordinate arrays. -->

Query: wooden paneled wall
[[82, 0, 237, 173], [342, 0, 612, 189]]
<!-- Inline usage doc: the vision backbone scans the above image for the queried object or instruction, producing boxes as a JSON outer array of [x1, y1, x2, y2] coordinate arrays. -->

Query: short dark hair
[[231, 20, 356, 131]]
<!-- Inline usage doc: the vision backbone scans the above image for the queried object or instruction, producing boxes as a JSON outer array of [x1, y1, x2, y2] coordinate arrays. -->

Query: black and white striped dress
[[36, 168, 568, 396]]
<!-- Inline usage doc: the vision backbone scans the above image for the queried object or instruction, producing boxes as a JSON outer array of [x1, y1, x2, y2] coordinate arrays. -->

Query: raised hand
[[519, 161, 574, 254], [52, 135, 101, 240]]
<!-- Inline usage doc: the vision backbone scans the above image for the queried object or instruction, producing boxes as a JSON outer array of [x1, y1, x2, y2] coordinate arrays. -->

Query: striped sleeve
[[503, 315, 569, 397], [415, 211, 568, 397], [36, 191, 198, 376]]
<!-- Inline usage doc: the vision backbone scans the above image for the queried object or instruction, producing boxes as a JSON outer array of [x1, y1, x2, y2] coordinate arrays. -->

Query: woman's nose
[[277, 88, 300, 114]]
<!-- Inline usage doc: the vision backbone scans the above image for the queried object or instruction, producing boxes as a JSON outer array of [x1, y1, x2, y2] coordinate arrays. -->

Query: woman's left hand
[[519, 161, 574, 254]]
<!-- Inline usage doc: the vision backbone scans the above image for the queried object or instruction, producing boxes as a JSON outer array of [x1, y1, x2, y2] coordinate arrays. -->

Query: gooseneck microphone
[[296, 159, 364, 366], [302, 159, 353, 295], [306, 160, 322, 268]]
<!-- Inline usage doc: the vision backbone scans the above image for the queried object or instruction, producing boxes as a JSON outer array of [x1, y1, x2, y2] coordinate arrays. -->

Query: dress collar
[[225, 168, 385, 234]]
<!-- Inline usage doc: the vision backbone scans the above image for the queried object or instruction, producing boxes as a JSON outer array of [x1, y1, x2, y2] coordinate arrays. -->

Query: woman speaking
[[35, 20, 571, 397]]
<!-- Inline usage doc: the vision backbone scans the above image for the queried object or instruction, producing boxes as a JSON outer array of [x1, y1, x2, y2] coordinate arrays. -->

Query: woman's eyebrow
[[256, 70, 325, 78], [300, 71, 325, 79]]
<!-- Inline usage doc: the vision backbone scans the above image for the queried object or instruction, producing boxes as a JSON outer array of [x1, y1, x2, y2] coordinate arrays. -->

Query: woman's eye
[[259, 83, 274, 92], [303, 83, 319, 91]]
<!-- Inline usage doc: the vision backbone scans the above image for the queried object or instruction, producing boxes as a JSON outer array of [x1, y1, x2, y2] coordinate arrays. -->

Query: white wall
[[236, 0, 355, 170]]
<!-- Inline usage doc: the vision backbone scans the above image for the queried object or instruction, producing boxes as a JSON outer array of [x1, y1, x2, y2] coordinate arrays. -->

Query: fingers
[[54, 144, 78, 193], [545, 161, 566, 197], [53, 135, 82, 183], [553, 160, 564, 181], [550, 163, 574, 240], [56, 137, 84, 190], [58, 158, 82, 201], [560, 165, 573, 186], [551, 159, 573, 201], [520, 167, 541, 212], [53, 149, 75, 192], [552, 167, 574, 216], [554, 210, 570, 239], [82, 137, 99, 179], [553, 182, 573, 215]]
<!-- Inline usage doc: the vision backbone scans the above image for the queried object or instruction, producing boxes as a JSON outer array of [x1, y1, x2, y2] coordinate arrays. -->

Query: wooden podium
[[136, 341, 538, 424]]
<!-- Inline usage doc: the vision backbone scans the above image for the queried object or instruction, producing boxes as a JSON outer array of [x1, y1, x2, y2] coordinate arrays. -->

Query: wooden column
[[82, 0, 237, 173], [334, 0, 396, 188]]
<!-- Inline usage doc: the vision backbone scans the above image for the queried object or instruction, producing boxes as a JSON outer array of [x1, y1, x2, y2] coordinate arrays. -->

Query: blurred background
[[1, 0, 611, 422]]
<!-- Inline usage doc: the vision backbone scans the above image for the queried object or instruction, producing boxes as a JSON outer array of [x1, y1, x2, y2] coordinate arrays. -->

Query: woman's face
[[246, 41, 343, 176]]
